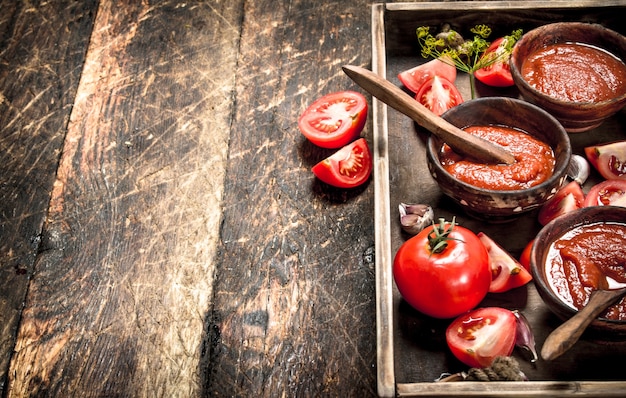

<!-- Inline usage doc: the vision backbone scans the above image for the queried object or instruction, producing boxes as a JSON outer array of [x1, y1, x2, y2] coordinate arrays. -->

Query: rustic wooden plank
[[5, 1, 242, 396], [205, 0, 377, 395], [0, 1, 97, 393]]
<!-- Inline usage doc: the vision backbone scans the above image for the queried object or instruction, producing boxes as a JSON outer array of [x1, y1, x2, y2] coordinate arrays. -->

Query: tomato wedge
[[537, 181, 585, 225], [398, 56, 457, 93], [583, 179, 626, 207], [298, 91, 368, 149], [312, 138, 372, 188], [446, 307, 517, 368], [474, 37, 515, 87], [584, 141, 626, 180], [415, 75, 464, 116], [519, 239, 534, 272], [477, 232, 532, 293]]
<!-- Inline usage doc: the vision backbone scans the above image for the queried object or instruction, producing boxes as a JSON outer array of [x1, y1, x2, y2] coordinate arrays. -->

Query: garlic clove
[[399, 203, 435, 235], [513, 310, 538, 364], [567, 154, 590, 185]]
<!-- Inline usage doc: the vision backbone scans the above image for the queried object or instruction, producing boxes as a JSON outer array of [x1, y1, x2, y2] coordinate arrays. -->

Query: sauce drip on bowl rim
[[438, 125, 555, 191], [521, 42, 626, 103]]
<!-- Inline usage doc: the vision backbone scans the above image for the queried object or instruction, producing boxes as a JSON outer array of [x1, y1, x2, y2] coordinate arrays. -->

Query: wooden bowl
[[426, 97, 571, 223], [510, 22, 626, 133], [530, 206, 626, 339]]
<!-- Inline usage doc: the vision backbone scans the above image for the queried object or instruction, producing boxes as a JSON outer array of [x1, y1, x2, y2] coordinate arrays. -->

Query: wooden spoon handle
[[342, 65, 515, 165], [541, 288, 626, 361]]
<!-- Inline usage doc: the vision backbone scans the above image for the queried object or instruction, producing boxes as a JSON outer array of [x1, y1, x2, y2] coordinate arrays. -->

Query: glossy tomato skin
[[537, 181, 585, 225], [474, 37, 515, 87], [415, 75, 464, 116], [477, 232, 532, 293], [298, 91, 368, 149], [583, 179, 626, 207], [446, 307, 517, 368], [519, 239, 534, 271], [585, 141, 626, 180], [393, 222, 490, 319], [398, 57, 457, 93], [312, 138, 372, 188]]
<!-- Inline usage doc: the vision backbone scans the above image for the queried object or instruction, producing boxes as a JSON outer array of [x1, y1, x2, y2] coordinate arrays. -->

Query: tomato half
[[585, 141, 626, 180], [477, 232, 532, 293], [474, 37, 515, 87], [446, 307, 517, 368], [415, 75, 464, 116], [537, 181, 585, 225], [312, 138, 372, 188], [398, 56, 457, 93], [519, 239, 534, 272], [298, 91, 368, 149], [393, 219, 491, 319], [584, 179, 626, 207]]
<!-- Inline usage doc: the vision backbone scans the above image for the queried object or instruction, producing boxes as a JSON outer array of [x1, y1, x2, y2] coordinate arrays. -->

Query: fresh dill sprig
[[416, 25, 523, 98]]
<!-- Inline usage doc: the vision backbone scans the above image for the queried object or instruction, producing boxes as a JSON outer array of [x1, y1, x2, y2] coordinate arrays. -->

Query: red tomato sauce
[[521, 42, 626, 102], [546, 222, 626, 320], [438, 125, 555, 190]]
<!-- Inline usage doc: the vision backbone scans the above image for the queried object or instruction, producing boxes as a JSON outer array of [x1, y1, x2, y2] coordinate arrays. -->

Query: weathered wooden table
[[0, 1, 378, 396]]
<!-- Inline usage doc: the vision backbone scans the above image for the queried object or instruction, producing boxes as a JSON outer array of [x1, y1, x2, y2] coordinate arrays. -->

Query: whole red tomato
[[393, 219, 491, 319]]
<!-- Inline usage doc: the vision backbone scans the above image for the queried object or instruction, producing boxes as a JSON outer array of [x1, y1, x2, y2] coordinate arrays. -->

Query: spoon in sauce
[[541, 283, 626, 361], [342, 65, 516, 165]]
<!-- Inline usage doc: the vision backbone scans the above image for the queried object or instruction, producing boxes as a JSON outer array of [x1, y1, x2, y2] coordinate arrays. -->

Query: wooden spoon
[[541, 286, 626, 361], [342, 65, 516, 165]]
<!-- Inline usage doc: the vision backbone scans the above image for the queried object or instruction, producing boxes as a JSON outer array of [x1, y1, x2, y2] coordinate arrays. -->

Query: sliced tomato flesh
[[415, 75, 463, 116], [312, 138, 372, 188], [446, 307, 517, 368], [478, 232, 532, 293], [585, 141, 626, 180], [584, 179, 626, 207], [298, 91, 368, 149], [474, 37, 515, 87], [398, 56, 457, 93], [538, 181, 585, 225]]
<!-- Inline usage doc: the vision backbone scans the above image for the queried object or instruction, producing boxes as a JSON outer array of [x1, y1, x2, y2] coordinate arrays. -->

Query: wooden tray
[[371, 2, 626, 397]]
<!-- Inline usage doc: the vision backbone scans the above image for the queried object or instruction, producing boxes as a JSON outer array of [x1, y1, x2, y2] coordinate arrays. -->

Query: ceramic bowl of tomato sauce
[[426, 97, 571, 223], [510, 22, 626, 133], [530, 206, 626, 339]]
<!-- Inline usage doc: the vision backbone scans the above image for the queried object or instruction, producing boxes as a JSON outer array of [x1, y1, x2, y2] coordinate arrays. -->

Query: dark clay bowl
[[510, 22, 626, 133], [426, 97, 571, 223], [530, 206, 626, 339]]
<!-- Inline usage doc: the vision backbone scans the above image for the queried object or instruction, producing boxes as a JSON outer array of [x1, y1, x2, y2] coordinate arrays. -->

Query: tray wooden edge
[[372, 3, 395, 398], [372, 1, 626, 397]]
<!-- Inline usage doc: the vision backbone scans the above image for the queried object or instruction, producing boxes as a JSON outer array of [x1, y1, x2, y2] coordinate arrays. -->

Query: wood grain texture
[[6, 1, 242, 396], [204, 0, 377, 395], [0, 1, 97, 393]]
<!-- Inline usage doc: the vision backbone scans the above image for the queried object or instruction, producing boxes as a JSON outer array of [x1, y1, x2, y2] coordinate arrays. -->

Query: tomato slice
[[398, 56, 457, 93], [477, 232, 533, 293], [519, 239, 534, 272], [415, 75, 464, 116], [312, 138, 372, 188], [584, 141, 626, 180], [537, 181, 585, 225], [474, 37, 515, 87], [298, 91, 368, 149], [583, 179, 626, 207], [446, 307, 517, 368]]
